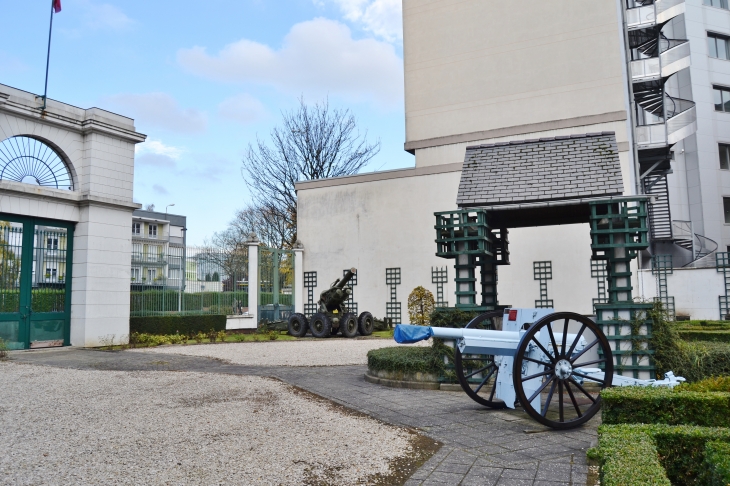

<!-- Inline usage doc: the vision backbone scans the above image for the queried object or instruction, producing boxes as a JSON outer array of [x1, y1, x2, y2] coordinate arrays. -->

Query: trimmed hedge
[[678, 330, 730, 343], [367, 346, 444, 375], [601, 386, 730, 427], [130, 314, 226, 335], [429, 308, 482, 329], [703, 441, 730, 486], [593, 424, 730, 486]]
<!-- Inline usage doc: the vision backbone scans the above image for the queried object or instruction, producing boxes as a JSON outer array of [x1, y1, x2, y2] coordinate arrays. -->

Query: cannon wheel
[[287, 313, 309, 338], [341, 313, 359, 338], [512, 312, 613, 430], [454, 311, 506, 409], [310, 313, 332, 338], [358, 312, 374, 336]]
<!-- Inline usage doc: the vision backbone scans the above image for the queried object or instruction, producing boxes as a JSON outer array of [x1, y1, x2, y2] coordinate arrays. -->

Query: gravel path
[[0, 362, 414, 486], [128, 338, 426, 367]]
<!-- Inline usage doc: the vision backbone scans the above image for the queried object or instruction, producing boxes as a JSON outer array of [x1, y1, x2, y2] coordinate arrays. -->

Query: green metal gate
[[258, 246, 294, 323], [0, 214, 73, 350]]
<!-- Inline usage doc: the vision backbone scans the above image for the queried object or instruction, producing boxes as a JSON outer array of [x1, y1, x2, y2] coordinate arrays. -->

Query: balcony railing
[[132, 232, 169, 242], [630, 40, 689, 82], [131, 253, 168, 265], [626, 0, 684, 30], [636, 96, 696, 148]]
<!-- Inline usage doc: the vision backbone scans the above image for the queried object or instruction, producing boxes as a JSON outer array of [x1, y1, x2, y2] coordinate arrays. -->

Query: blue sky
[[0, 0, 411, 244]]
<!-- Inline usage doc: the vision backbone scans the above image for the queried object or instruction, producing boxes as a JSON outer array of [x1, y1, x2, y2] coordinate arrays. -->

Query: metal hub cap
[[555, 359, 573, 380]]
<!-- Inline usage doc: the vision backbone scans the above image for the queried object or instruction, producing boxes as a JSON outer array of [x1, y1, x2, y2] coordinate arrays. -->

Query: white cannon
[[394, 308, 684, 429]]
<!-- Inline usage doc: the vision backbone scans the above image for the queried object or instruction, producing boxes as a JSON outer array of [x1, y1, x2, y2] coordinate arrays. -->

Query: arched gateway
[[0, 84, 145, 348]]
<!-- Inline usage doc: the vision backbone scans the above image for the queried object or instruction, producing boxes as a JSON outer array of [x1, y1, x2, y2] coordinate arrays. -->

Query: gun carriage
[[288, 268, 375, 338], [395, 307, 683, 429]]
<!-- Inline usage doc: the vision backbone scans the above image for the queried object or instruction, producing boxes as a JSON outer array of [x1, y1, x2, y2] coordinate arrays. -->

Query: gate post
[[293, 241, 304, 314], [246, 234, 260, 322]]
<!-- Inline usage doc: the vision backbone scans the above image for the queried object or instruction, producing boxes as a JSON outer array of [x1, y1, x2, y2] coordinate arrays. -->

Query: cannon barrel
[[334, 268, 357, 289]]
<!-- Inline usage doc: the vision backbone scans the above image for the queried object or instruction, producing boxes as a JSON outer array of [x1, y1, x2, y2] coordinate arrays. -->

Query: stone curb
[[364, 372, 464, 391]]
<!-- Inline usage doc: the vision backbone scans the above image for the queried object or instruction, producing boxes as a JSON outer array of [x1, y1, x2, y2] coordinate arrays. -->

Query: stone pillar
[[246, 235, 260, 322], [293, 241, 304, 314]]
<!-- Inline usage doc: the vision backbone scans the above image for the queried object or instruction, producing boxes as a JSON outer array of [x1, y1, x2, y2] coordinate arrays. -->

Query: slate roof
[[456, 132, 624, 208]]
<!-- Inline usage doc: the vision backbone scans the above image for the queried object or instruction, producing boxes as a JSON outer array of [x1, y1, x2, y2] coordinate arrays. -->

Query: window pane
[[721, 145, 730, 170], [703, 0, 711, 5], [717, 88, 726, 111], [709, 37, 719, 58], [723, 0, 729, 9], [720, 37, 730, 60], [724, 197, 730, 224], [724, 90, 730, 113]]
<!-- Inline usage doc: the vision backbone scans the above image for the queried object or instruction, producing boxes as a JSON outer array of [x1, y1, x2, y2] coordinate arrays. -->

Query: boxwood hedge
[[601, 386, 730, 427], [367, 346, 444, 375], [130, 314, 226, 335], [703, 441, 730, 486], [593, 424, 730, 486]]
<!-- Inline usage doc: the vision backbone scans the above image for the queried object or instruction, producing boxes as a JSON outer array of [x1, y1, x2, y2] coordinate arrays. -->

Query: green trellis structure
[[717, 252, 730, 319], [590, 198, 655, 379], [533, 261, 553, 308], [651, 254, 675, 320]]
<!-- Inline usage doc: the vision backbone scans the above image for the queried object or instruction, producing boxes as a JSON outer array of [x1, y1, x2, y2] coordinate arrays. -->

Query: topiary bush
[[702, 441, 730, 486], [130, 314, 226, 335], [367, 346, 444, 375], [407, 286, 435, 326]]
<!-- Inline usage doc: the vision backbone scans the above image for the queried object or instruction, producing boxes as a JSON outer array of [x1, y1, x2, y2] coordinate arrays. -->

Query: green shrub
[[702, 441, 730, 486], [130, 314, 226, 336], [232, 333, 247, 342], [678, 376, 730, 392], [429, 307, 481, 329], [0, 337, 8, 359], [367, 346, 444, 375], [601, 386, 730, 427], [595, 424, 730, 486], [267, 331, 279, 341], [678, 330, 730, 343]]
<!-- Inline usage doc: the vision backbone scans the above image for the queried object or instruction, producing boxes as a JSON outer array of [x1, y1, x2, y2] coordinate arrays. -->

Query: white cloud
[[217, 94, 269, 125], [68, 0, 134, 31], [177, 18, 403, 108], [103, 93, 207, 134], [318, 0, 402, 42], [136, 139, 184, 159]]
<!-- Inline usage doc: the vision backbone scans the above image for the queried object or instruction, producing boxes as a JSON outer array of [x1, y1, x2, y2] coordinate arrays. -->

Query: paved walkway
[[9, 348, 596, 485]]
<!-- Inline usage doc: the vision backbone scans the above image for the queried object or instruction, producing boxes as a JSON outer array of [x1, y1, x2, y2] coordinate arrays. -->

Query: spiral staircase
[[625, 0, 706, 264]]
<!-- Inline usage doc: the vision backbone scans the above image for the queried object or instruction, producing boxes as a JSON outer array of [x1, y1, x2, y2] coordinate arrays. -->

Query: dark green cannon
[[287, 268, 375, 338]]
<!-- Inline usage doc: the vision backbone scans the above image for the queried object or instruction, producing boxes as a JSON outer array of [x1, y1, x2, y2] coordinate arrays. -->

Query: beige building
[[296, 0, 729, 321]]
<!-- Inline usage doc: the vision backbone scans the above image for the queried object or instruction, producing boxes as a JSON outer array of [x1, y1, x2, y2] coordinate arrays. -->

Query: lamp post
[[165, 203, 175, 216]]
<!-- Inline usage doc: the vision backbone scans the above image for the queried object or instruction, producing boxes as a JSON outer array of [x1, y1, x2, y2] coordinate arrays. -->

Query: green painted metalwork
[[0, 214, 73, 350], [591, 260, 609, 311], [431, 266, 448, 307], [533, 261, 554, 308], [435, 209, 493, 258], [590, 198, 653, 379], [385, 267, 401, 324], [651, 254, 675, 319], [716, 252, 730, 319], [304, 271, 317, 317]]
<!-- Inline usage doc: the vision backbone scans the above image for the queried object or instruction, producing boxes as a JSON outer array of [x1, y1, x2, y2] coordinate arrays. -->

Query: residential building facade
[[131, 209, 186, 290]]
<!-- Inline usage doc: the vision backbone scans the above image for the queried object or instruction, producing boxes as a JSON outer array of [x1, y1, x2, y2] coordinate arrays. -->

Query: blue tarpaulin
[[393, 324, 433, 344]]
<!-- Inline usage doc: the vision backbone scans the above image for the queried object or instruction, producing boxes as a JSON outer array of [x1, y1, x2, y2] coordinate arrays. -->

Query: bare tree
[[242, 97, 380, 247]]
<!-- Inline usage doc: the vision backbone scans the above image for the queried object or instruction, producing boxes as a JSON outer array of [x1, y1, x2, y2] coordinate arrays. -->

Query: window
[[721, 144, 730, 170], [131, 268, 140, 281], [148, 224, 157, 239], [704, 0, 729, 9], [46, 237, 58, 250], [168, 268, 180, 279], [716, 86, 730, 113], [147, 269, 156, 281], [709, 33, 730, 60], [132, 222, 141, 236]]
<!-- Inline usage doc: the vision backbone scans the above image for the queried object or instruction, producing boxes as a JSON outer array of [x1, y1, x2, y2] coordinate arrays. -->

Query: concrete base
[[226, 315, 256, 330], [364, 370, 464, 391]]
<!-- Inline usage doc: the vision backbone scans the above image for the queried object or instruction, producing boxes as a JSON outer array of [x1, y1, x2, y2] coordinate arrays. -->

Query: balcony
[[131, 252, 168, 265], [132, 232, 169, 242], [630, 40, 690, 82], [636, 97, 696, 148], [626, 0, 684, 30]]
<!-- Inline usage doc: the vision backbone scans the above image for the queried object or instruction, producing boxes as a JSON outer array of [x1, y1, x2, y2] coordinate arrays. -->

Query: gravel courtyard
[[0, 361, 419, 486], [129, 338, 426, 367]]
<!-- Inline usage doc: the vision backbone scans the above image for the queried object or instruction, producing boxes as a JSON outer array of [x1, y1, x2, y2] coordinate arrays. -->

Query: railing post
[[246, 234, 260, 322], [293, 241, 304, 314]]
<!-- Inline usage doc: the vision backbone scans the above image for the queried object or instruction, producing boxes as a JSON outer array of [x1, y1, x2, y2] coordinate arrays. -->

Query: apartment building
[[130, 209, 186, 290], [295, 0, 730, 319]]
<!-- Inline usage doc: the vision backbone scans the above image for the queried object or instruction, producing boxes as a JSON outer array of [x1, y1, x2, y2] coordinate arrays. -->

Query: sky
[[0, 0, 411, 244]]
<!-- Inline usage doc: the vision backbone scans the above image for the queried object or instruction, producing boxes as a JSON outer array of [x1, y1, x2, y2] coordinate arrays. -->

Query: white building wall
[[639, 267, 726, 320]]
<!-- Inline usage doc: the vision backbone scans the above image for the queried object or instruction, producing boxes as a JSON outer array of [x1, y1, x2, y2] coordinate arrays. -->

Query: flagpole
[[41, 0, 55, 111]]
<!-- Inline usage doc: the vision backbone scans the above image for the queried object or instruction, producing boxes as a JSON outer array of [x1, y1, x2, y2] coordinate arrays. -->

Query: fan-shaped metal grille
[[0, 136, 73, 190]]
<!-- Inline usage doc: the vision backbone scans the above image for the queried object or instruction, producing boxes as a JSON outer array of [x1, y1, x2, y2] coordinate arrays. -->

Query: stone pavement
[[9, 348, 596, 485]]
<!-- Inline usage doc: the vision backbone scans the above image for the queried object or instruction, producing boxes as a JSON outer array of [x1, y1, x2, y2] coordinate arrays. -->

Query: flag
[[53, 0, 61, 13]]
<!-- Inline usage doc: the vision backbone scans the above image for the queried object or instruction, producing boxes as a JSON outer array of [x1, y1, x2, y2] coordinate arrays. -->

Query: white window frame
[[148, 224, 158, 239]]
